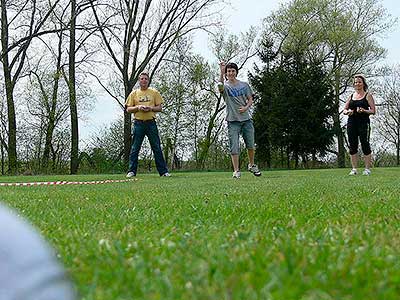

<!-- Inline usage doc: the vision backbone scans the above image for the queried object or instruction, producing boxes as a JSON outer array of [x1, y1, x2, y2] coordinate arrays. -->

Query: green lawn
[[1, 168, 400, 300]]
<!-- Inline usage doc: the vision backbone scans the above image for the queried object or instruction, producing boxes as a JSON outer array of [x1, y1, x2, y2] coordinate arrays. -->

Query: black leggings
[[347, 121, 371, 155]]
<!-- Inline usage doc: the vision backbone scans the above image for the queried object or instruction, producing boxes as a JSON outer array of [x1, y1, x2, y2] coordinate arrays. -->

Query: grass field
[[1, 168, 400, 300]]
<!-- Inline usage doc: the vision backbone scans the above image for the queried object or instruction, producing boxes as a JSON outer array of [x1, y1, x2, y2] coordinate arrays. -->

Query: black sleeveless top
[[347, 93, 370, 124]]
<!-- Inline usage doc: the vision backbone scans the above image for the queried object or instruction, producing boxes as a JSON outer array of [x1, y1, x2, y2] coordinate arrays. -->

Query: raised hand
[[219, 61, 226, 74]]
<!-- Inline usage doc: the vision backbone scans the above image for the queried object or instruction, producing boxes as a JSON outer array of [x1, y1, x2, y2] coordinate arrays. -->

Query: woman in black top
[[343, 74, 376, 175]]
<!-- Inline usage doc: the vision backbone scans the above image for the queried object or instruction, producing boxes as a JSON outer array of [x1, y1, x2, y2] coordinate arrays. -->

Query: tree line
[[1, 0, 399, 175]]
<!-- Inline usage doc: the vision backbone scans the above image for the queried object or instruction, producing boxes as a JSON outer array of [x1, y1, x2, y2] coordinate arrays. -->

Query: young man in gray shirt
[[218, 62, 262, 179]]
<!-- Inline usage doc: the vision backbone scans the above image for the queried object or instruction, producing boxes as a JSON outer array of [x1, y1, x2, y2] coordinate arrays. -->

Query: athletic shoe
[[248, 164, 262, 176], [161, 172, 171, 177], [126, 172, 136, 178], [348, 169, 357, 176], [232, 171, 241, 179], [362, 169, 371, 176]]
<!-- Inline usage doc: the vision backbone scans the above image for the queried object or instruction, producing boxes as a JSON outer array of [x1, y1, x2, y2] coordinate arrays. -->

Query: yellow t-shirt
[[125, 88, 163, 120]]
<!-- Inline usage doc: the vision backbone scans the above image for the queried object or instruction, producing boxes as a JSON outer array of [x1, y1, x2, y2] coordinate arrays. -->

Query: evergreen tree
[[251, 54, 335, 168]]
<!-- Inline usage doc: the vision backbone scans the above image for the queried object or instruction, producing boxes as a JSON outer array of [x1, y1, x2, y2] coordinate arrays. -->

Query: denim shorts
[[227, 120, 255, 155]]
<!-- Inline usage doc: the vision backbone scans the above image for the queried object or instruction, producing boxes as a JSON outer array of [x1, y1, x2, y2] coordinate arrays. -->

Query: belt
[[134, 119, 155, 123]]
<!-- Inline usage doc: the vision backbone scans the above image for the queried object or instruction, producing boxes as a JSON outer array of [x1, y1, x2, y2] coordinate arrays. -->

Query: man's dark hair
[[139, 72, 150, 78], [225, 62, 239, 74]]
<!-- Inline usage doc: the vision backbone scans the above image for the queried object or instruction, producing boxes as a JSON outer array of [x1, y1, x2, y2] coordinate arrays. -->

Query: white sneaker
[[248, 164, 262, 176], [126, 172, 136, 178], [232, 171, 241, 179], [348, 169, 357, 176], [161, 172, 171, 177], [362, 169, 371, 176]]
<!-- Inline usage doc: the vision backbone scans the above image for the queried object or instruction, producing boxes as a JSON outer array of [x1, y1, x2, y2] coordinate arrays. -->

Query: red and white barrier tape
[[0, 178, 137, 187]]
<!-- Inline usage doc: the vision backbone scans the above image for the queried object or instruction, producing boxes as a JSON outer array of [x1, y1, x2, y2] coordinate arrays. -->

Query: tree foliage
[[264, 0, 395, 167], [251, 53, 335, 168]]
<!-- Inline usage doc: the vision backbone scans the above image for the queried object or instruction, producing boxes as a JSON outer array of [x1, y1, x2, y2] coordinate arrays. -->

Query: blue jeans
[[128, 120, 168, 175]]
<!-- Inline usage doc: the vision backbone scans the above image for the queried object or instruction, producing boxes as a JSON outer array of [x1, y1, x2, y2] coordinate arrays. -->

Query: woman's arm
[[343, 95, 353, 115]]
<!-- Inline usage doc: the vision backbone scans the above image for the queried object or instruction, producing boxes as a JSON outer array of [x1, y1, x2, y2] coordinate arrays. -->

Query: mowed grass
[[1, 168, 400, 300]]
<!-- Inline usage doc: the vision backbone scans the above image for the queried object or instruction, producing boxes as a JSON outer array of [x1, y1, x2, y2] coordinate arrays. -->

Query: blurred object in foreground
[[0, 204, 76, 300]]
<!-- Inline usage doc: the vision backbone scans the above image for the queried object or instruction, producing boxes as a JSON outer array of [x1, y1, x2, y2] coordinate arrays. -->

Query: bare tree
[[17, 0, 96, 174], [25, 66, 70, 171], [1, 0, 62, 174], [157, 53, 218, 168], [55, 0, 101, 174], [26, 24, 68, 170], [375, 65, 400, 165], [88, 0, 222, 166], [155, 37, 202, 169]]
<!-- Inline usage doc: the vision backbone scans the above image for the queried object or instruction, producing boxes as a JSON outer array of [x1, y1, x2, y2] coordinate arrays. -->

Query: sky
[[80, 0, 400, 143]]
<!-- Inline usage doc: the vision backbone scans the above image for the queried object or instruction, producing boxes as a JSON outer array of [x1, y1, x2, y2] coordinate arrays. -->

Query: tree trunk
[[1, 3, 17, 174], [286, 147, 290, 169], [198, 95, 224, 169], [4, 75, 17, 174], [42, 36, 63, 171], [42, 121, 57, 171], [265, 136, 271, 169], [312, 152, 317, 168], [333, 72, 346, 168], [397, 111, 400, 166], [1, 138, 4, 175], [171, 93, 182, 170], [333, 109, 346, 167], [69, 0, 79, 174], [164, 137, 172, 168], [123, 111, 132, 166]]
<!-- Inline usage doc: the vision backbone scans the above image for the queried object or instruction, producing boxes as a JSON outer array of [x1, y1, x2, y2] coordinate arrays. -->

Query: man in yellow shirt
[[125, 72, 170, 177]]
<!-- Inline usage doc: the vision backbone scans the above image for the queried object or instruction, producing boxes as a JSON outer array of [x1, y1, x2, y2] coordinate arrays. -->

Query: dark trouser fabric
[[128, 120, 168, 175], [347, 121, 371, 155]]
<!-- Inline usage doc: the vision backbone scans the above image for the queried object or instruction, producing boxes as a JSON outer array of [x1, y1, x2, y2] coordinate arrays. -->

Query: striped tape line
[[0, 178, 137, 187]]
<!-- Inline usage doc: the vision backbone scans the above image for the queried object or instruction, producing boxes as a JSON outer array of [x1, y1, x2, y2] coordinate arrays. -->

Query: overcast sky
[[213, 0, 399, 64], [80, 0, 400, 142]]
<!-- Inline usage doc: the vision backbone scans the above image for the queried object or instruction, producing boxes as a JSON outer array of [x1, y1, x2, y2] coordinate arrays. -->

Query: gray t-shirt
[[0, 204, 76, 300], [221, 80, 253, 122]]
